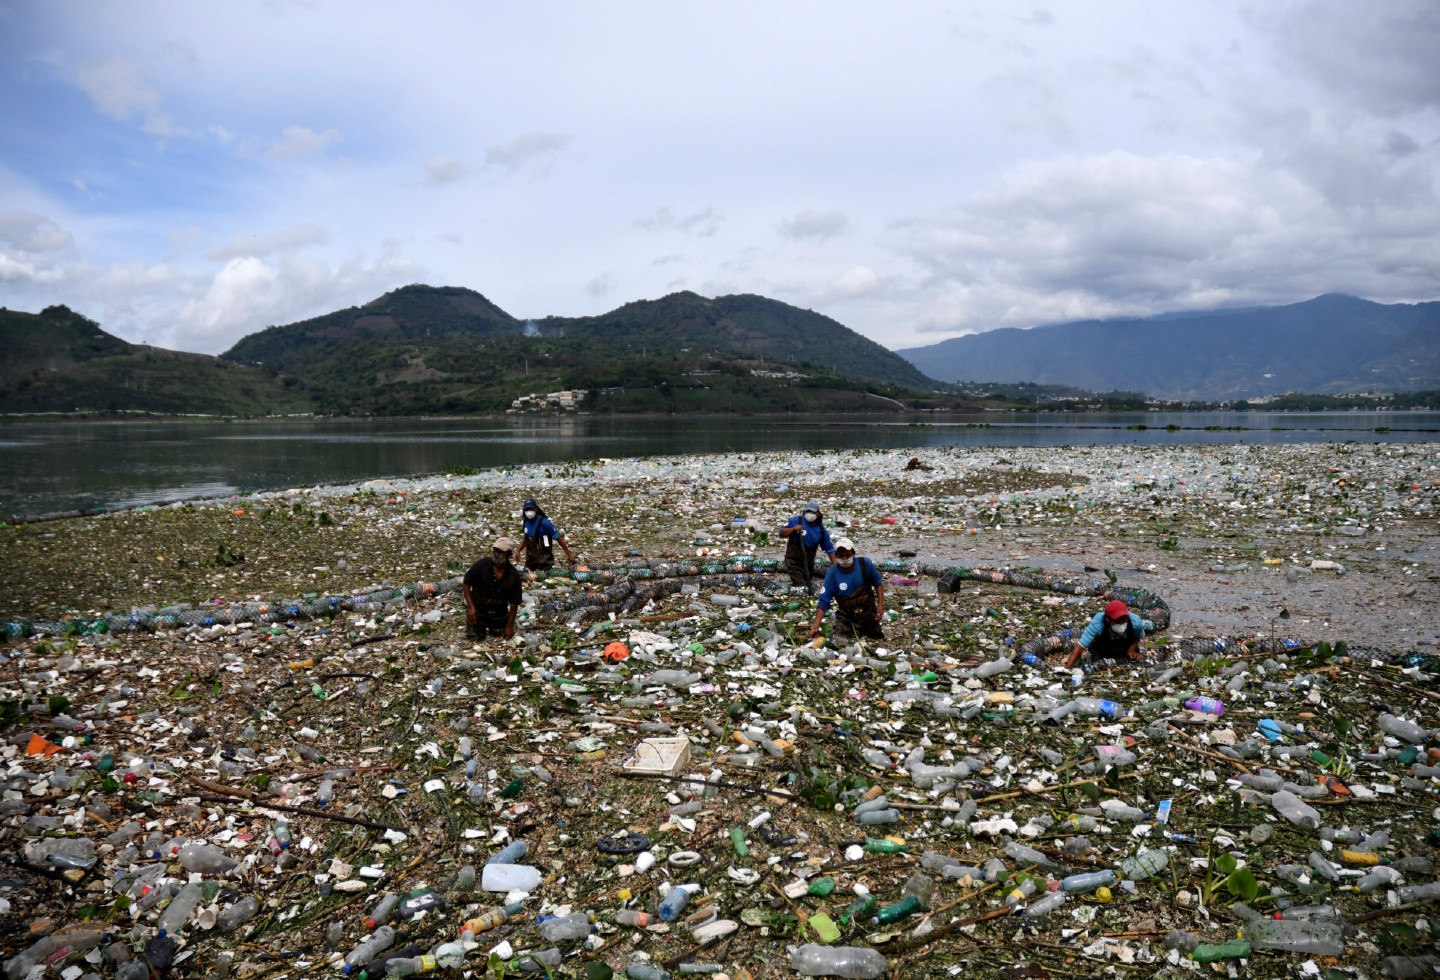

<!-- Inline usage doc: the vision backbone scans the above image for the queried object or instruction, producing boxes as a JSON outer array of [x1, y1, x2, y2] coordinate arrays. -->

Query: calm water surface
[[3, 411, 1437, 518]]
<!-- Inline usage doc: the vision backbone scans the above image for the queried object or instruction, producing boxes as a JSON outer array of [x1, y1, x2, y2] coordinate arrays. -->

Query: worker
[[463, 536, 523, 640], [778, 498, 835, 591], [807, 537, 886, 641], [1063, 598, 1147, 668], [521, 497, 577, 571]]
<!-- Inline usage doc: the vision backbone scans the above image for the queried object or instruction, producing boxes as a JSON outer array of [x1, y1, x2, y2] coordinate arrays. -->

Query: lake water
[[3, 411, 1437, 519]]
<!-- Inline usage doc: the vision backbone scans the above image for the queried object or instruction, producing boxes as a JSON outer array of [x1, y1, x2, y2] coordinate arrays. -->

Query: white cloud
[[586, 273, 616, 298], [636, 206, 722, 238], [267, 125, 341, 160], [778, 209, 851, 242], [206, 224, 331, 261], [484, 132, 573, 172], [423, 155, 469, 185], [75, 57, 179, 137], [0, 211, 75, 254]]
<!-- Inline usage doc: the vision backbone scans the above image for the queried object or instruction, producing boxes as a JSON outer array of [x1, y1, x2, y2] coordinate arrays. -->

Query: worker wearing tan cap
[[463, 536, 523, 640], [807, 537, 886, 641]]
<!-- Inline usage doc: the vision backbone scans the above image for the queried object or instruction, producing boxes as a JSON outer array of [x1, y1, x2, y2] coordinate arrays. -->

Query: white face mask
[[1109, 621, 1127, 636], [803, 511, 818, 524], [836, 556, 855, 570], [524, 510, 537, 520]]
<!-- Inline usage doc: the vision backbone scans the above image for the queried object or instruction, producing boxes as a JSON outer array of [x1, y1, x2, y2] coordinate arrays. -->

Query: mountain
[[898, 294, 1440, 400], [227, 285, 936, 391], [0, 305, 307, 415]]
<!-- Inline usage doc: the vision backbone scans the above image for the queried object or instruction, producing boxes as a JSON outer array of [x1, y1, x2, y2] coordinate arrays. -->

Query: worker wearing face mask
[[463, 537, 524, 640], [807, 537, 885, 641], [778, 499, 835, 592], [520, 497, 577, 571], [1062, 599, 1147, 668]]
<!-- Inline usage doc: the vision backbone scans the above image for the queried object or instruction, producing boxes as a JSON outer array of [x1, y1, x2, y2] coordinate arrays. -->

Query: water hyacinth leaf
[[1215, 853, 1238, 876], [1225, 867, 1258, 902]]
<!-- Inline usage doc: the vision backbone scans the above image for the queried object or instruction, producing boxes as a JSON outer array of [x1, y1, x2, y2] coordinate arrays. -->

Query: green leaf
[[507, 656, 524, 676], [1104, 569, 1117, 585], [1334, 717, 1352, 738], [1378, 922, 1418, 954], [48, 694, 70, 715], [1278, 608, 1290, 620], [1080, 782, 1101, 803], [1215, 853, 1238, 875], [1225, 867, 1258, 902], [585, 964, 614, 980]]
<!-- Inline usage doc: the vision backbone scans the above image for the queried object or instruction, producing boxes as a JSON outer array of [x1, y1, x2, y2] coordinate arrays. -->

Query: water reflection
[[1, 412, 1436, 518]]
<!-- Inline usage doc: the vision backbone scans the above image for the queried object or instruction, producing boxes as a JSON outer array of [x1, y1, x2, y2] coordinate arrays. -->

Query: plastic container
[[1243, 918, 1345, 955], [178, 842, 238, 874], [616, 908, 654, 927], [536, 912, 592, 941], [366, 893, 398, 930], [1378, 713, 1429, 744], [658, 883, 697, 921], [481, 863, 542, 892], [1184, 696, 1225, 717], [789, 944, 888, 978], [157, 881, 205, 936], [1060, 870, 1116, 893], [461, 902, 524, 935], [342, 926, 396, 973]]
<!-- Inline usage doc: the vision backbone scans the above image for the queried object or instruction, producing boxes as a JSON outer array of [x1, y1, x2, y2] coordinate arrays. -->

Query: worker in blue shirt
[[807, 537, 886, 641], [1063, 599, 1147, 668], [521, 497, 577, 571], [778, 498, 835, 591]]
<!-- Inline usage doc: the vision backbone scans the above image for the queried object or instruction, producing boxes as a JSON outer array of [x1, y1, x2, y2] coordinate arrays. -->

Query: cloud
[[205, 223, 331, 261], [586, 273, 616, 298], [75, 57, 179, 137], [423, 155, 470, 185], [267, 125, 341, 160], [1269, 0, 1440, 116], [778, 209, 851, 242], [0, 211, 75, 254], [635, 206, 722, 238], [484, 132, 573, 172], [885, 147, 1440, 335]]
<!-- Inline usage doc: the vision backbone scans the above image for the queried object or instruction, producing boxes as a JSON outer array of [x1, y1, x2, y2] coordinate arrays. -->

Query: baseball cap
[[834, 537, 855, 553], [493, 536, 517, 553], [1104, 599, 1129, 621]]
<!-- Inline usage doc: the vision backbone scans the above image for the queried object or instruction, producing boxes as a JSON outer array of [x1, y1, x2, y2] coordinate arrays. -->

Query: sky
[[1, 1, 1437, 356]]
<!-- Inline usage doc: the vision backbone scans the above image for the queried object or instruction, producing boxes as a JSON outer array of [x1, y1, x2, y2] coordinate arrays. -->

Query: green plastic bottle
[[838, 894, 877, 925], [873, 894, 921, 925], [730, 827, 749, 859], [863, 838, 906, 854], [1191, 939, 1251, 963]]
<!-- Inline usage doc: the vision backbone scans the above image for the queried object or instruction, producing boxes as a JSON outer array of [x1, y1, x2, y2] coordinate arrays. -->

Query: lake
[[3, 411, 1437, 519]]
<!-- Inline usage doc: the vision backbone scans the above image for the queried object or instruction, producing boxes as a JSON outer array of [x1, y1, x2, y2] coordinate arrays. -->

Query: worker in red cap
[[1062, 598, 1147, 668]]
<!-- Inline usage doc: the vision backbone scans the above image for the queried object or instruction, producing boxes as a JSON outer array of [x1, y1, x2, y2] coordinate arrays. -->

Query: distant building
[[507, 389, 587, 413]]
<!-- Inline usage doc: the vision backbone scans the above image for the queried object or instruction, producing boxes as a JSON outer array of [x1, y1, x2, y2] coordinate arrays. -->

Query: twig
[[184, 779, 407, 832]]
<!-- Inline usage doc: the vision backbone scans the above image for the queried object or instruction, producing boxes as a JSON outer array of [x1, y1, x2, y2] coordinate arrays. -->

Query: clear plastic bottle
[[488, 839, 528, 865], [1243, 918, 1345, 955], [789, 943, 889, 978], [1060, 870, 1116, 893], [856, 809, 899, 826], [900, 871, 935, 910], [1378, 713, 1428, 744], [1119, 848, 1169, 881], [1271, 790, 1321, 829], [481, 863, 542, 892], [385, 955, 438, 977], [1073, 697, 1124, 718], [178, 842, 237, 874], [366, 893, 398, 930], [512, 948, 563, 973], [1398, 881, 1440, 903], [396, 888, 445, 920], [157, 881, 205, 935], [1024, 890, 1067, 916], [317, 778, 335, 805], [615, 908, 655, 927], [343, 925, 396, 973], [218, 895, 259, 933], [624, 966, 672, 980], [536, 912, 592, 941]]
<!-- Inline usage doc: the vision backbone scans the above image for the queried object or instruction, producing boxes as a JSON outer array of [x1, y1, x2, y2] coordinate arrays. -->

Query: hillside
[[0, 306, 308, 416], [898, 294, 1440, 400]]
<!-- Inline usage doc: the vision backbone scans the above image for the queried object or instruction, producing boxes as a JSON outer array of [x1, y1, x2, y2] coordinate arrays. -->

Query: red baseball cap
[[1104, 600, 1129, 621]]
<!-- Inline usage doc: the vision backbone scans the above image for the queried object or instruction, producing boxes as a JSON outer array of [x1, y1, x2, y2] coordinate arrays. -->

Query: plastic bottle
[[317, 778, 334, 805], [461, 902, 524, 935], [1190, 939, 1251, 963], [366, 893, 398, 930], [616, 908, 655, 927], [1163, 928, 1199, 952], [1024, 890, 1067, 916], [872, 894, 921, 924], [1398, 881, 1440, 903], [218, 895, 259, 933], [385, 956, 438, 977], [1243, 918, 1345, 955], [1094, 745, 1138, 766], [1381, 954, 1440, 977], [1060, 870, 1116, 893], [487, 839, 528, 866], [511, 948, 563, 974], [1184, 696, 1225, 717], [1074, 697, 1124, 718], [900, 871, 935, 910], [1270, 790, 1321, 829], [1378, 713, 1429, 744], [179, 842, 238, 874], [658, 884, 697, 922], [397, 888, 445, 920], [157, 880, 205, 935], [536, 912, 592, 941], [625, 966, 672, 980], [1119, 848, 1169, 881], [863, 838, 906, 854], [856, 809, 899, 826], [1004, 878, 1037, 906], [343, 926, 396, 973], [789, 943, 888, 978], [481, 863, 542, 892]]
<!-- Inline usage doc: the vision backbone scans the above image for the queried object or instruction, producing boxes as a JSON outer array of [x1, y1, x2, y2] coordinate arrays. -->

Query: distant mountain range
[[899, 294, 1440, 400]]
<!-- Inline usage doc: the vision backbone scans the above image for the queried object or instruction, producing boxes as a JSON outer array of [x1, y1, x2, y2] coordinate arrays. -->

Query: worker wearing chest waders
[[1062, 599, 1147, 668], [521, 497, 577, 572], [463, 537, 523, 640], [807, 537, 886, 641], [778, 499, 835, 592]]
